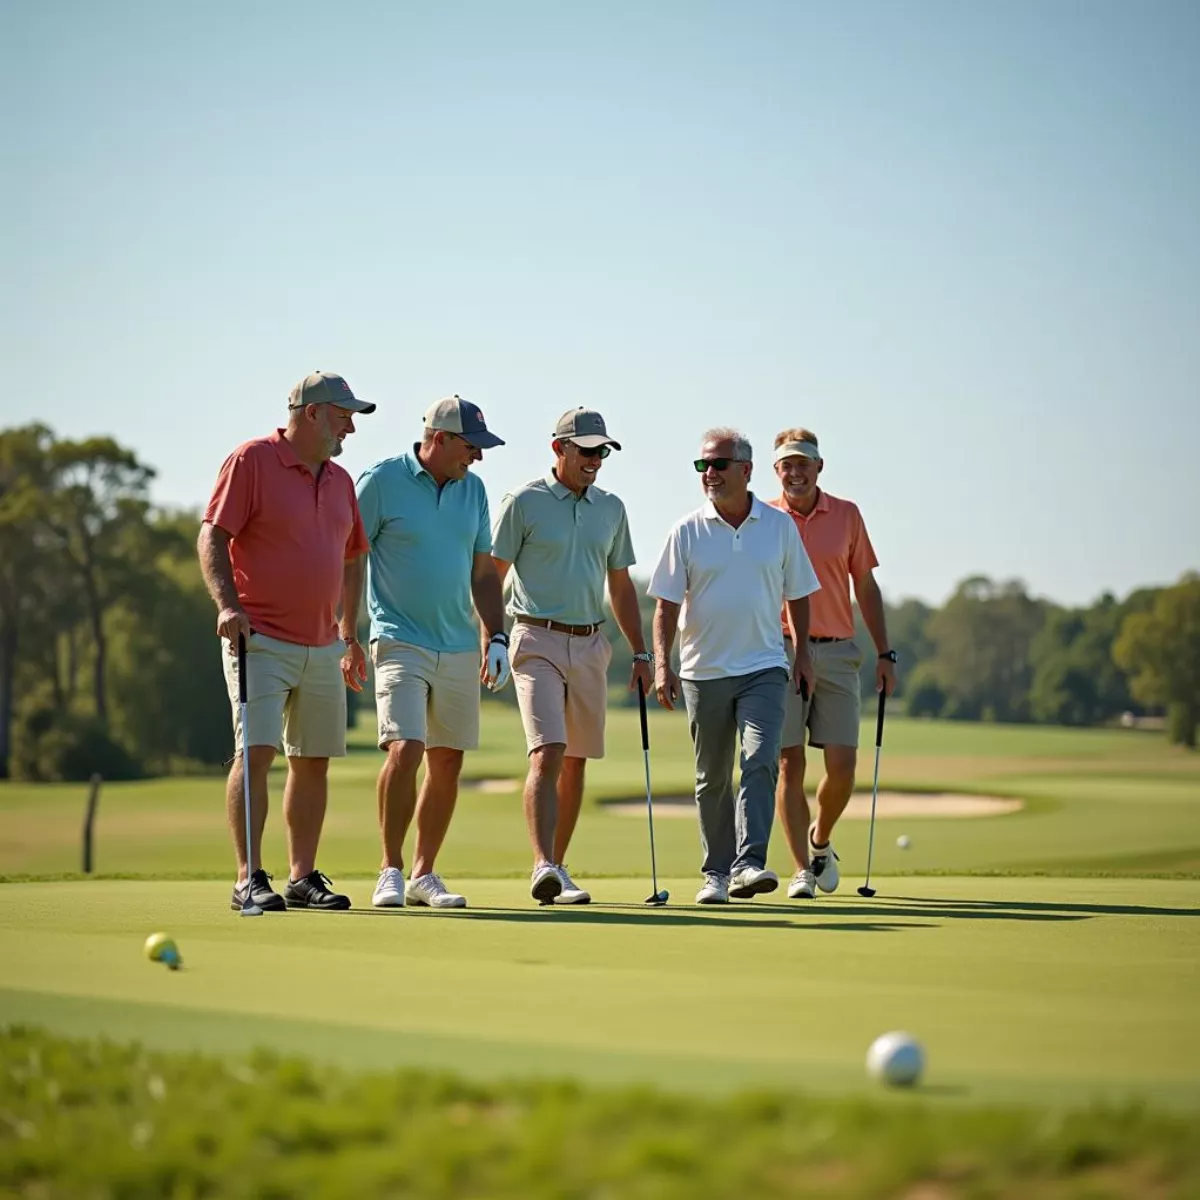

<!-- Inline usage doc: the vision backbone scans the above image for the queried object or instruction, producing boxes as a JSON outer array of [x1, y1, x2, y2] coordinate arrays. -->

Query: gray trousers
[[681, 667, 788, 877]]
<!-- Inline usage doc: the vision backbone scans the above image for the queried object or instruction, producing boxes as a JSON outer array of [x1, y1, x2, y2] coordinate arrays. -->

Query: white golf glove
[[485, 638, 511, 691]]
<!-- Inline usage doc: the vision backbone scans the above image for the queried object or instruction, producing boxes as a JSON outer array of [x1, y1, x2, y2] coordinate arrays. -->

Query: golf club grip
[[876, 687, 887, 746], [637, 677, 649, 750], [237, 633, 248, 705]]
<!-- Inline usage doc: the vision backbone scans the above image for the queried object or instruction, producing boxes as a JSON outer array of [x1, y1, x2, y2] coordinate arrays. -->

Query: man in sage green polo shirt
[[492, 408, 653, 905], [344, 396, 510, 911]]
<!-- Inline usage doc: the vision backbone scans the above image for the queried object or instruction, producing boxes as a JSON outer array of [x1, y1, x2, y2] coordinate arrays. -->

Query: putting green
[[1, 876, 1196, 1111]]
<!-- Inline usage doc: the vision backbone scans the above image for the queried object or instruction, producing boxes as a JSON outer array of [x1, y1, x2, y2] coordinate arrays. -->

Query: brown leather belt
[[784, 635, 850, 644], [514, 615, 604, 637]]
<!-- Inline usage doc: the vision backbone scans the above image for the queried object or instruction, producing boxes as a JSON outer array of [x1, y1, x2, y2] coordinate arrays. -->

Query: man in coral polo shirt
[[198, 371, 375, 914], [770, 428, 897, 900]]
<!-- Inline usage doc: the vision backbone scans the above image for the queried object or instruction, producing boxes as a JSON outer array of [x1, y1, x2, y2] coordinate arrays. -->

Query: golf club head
[[645, 890, 669, 905], [857, 885, 877, 898], [240, 901, 264, 917]]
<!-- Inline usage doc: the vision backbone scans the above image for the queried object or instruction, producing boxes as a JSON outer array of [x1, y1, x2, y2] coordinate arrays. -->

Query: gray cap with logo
[[423, 395, 506, 449], [288, 372, 377, 414], [553, 407, 622, 451]]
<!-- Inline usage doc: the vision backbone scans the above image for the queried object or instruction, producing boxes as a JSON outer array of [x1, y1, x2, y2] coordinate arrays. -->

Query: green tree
[[1113, 573, 1200, 748]]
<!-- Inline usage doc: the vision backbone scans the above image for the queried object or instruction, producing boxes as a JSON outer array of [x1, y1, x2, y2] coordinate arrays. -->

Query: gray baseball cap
[[553, 407, 622, 451], [288, 371, 376, 414], [423, 395, 505, 449]]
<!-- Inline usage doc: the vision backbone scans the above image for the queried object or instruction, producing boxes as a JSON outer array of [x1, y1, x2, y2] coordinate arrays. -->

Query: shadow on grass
[[882, 895, 1200, 919], [748, 902, 1091, 923]]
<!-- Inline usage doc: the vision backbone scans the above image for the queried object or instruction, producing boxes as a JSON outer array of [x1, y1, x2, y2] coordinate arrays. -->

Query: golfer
[[770, 428, 897, 899], [649, 428, 819, 904], [491, 408, 653, 905], [346, 396, 509, 911], [198, 371, 376, 913]]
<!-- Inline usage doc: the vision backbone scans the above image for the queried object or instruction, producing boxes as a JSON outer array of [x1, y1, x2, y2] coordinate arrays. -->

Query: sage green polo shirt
[[491, 473, 636, 626]]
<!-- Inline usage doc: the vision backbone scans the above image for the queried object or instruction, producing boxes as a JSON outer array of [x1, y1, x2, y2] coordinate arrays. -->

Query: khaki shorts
[[510, 623, 612, 758], [223, 632, 347, 758], [783, 637, 864, 749], [372, 638, 480, 751]]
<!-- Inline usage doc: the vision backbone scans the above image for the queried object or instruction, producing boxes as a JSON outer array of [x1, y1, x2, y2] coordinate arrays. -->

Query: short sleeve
[[847, 504, 880, 578], [203, 449, 255, 538], [474, 482, 493, 555], [345, 488, 369, 560], [782, 518, 821, 601], [606, 501, 636, 570], [647, 525, 688, 604], [490, 492, 525, 563], [355, 468, 384, 542]]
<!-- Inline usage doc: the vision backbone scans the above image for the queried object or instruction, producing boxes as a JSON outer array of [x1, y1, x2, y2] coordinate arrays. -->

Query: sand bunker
[[604, 792, 1023, 819]]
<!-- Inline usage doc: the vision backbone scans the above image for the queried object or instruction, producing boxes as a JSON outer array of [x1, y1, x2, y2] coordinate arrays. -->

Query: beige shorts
[[783, 637, 864, 750], [223, 632, 347, 758], [510, 623, 612, 758], [372, 638, 480, 751]]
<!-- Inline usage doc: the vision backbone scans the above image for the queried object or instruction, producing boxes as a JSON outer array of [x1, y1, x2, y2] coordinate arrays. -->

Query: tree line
[[1, 425, 1197, 781]]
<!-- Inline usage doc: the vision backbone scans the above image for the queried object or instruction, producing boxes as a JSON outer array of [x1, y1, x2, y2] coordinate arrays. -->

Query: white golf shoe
[[556, 865, 591, 905], [787, 868, 817, 899], [530, 862, 563, 904], [406, 872, 467, 908], [695, 872, 730, 904], [729, 866, 779, 898], [809, 825, 841, 893], [371, 866, 406, 907]]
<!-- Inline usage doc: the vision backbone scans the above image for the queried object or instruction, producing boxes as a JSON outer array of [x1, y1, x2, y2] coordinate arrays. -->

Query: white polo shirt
[[648, 495, 820, 681]]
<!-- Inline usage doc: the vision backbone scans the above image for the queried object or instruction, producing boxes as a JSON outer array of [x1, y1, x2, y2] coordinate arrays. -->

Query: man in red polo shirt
[[198, 371, 374, 913], [770, 427, 897, 900]]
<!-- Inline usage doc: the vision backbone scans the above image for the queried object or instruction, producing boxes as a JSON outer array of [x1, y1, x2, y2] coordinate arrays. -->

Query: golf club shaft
[[237, 634, 253, 879], [637, 679, 660, 893], [861, 688, 888, 890]]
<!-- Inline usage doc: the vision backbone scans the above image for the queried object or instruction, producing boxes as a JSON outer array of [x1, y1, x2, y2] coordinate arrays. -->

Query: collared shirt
[[648, 494, 820, 680], [770, 491, 878, 639], [355, 447, 492, 653], [491, 473, 636, 625], [203, 430, 368, 647]]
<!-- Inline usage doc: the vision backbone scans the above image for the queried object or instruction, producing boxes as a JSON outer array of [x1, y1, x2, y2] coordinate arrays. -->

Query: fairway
[[2, 876, 1196, 1112]]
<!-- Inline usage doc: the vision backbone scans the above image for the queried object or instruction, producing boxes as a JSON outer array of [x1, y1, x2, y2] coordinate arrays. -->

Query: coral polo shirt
[[204, 430, 369, 646], [770, 491, 878, 640]]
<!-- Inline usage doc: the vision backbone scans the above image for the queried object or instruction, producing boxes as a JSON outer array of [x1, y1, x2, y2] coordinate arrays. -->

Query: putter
[[637, 679, 669, 905], [857, 685, 888, 898], [237, 633, 264, 918]]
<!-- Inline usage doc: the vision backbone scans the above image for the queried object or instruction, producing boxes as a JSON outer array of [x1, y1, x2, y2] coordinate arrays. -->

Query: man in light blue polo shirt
[[492, 408, 653, 906], [344, 396, 509, 911]]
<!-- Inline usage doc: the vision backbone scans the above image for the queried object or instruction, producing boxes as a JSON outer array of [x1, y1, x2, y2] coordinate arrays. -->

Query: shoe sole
[[788, 887, 816, 900], [372, 895, 406, 908], [284, 897, 351, 910], [407, 896, 468, 908], [729, 876, 779, 898], [229, 896, 287, 912], [554, 893, 591, 905], [531, 875, 563, 903], [696, 895, 729, 905]]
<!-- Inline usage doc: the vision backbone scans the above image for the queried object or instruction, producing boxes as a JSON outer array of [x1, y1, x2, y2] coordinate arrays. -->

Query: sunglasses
[[693, 457, 744, 472], [567, 443, 611, 459]]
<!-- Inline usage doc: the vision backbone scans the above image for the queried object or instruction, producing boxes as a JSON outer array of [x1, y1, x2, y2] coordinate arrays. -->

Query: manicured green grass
[[1, 710, 1196, 881], [4, 1025, 1197, 1199], [1, 877, 1197, 1111]]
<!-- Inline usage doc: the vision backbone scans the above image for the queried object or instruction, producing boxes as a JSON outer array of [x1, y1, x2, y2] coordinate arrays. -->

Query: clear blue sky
[[4, 0, 1197, 607]]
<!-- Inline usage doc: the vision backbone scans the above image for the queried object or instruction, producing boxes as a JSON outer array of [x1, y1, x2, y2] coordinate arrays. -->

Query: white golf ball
[[866, 1031, 924, 1087], [897, 834, 911, 850]]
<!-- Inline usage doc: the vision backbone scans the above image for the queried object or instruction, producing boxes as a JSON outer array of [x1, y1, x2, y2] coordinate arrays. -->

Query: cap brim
[[462, 430, 505, 449], [569, 435, 622, 450], [773, 447, 818, 463], [341, 398, 376, 414]]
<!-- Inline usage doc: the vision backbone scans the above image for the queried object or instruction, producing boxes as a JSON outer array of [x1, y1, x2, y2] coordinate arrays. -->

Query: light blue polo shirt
[[355, 448, 492, 653], [492, 473, 636, 625]]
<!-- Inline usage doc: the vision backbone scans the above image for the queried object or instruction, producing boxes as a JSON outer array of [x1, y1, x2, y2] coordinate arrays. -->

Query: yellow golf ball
[[144, 932, 181, 969]]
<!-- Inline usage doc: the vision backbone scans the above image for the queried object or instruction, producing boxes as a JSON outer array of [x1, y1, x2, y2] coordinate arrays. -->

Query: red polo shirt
[[203, 430, 369, 646], [771, 491, 878, 639]]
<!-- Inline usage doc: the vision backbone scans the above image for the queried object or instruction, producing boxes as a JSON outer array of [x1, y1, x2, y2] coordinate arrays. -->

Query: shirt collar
[[546, 470, 593, 502], [270, 429, 320, 477], [405, 446, 435, 481], [776, 489, 829, 518], [702, 493, 763, 522]]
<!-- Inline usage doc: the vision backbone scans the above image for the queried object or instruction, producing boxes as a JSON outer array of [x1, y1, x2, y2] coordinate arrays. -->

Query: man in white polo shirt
[[649, 428, 819, 904], [492, 408, 653, 906]]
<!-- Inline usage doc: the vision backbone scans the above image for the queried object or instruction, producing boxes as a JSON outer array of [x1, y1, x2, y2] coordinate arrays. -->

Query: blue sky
[[4, 0, 1197, 606]]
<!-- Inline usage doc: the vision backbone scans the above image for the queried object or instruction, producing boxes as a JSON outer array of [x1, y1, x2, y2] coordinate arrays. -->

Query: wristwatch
[[489, 631, 510, 647], [633, 651, 654, 664], [879, 649, 898, 663]]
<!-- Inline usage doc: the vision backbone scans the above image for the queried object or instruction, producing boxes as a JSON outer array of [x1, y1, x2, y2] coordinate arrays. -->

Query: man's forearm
[[608, 573, 647, 654], [340, 555, 365, 640], [472, 572, 506, 640], [785, 596, 810, 646], [855, 576, 890, 653], [653, 600, 681, 665], [197, 524, 240, 612]]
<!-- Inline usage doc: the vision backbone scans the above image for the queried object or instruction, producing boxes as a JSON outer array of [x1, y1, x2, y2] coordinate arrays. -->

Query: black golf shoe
[[284, 869, 351, 910], [230, 869, 287, 912]]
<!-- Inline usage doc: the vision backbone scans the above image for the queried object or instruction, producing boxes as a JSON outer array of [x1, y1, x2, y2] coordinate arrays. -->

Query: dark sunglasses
[[694, 457, 744, 472], [567, 443, 611, 459]]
